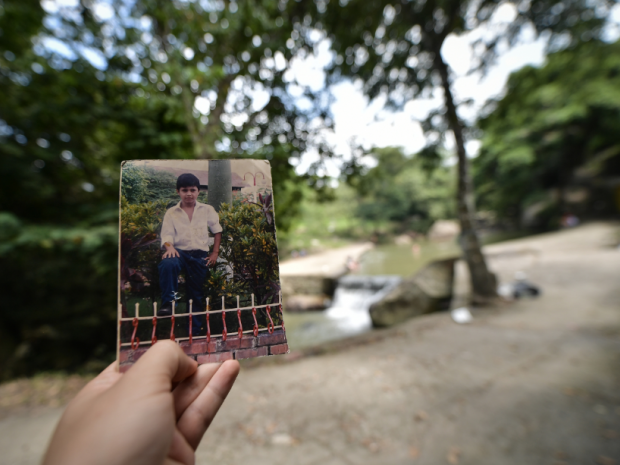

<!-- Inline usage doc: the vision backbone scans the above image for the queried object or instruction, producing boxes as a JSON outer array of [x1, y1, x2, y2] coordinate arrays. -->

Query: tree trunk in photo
[[208, 159, 232, 212], [434, 50, 497, 300]]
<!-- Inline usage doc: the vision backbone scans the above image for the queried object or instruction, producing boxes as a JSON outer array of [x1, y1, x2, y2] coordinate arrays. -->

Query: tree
[[115, 0, 328, 158], [305, 0, 613, 299], [348, 146, 455, 232], [26, 0, 350, 235], [0, 0, 318, 376], [121, 165, 150, 204], [0, 21, 195, 377], [475, 39, 620, 227], [142, 168, 187, 204], [37, 0, 336, 208]]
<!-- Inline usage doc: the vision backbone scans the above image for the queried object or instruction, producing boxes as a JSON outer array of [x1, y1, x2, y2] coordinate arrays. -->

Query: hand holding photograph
[[117, 159, 288, 371]]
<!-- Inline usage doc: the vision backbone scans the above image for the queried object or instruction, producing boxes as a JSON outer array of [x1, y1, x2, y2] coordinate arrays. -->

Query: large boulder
[[369, 258, 456, 327]]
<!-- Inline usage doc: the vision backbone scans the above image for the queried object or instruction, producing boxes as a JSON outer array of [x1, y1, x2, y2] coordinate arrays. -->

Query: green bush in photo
[[216, 196, 281, 307]]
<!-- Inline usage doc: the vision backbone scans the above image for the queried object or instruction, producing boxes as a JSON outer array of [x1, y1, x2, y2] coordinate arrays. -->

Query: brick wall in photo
[[119, 329, 288, 372]]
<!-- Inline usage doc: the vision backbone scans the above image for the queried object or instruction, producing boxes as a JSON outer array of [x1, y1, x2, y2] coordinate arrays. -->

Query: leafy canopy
[[0, 0, 319, 377], [475, 39, 620, 223], [349, 147, 455, 232]]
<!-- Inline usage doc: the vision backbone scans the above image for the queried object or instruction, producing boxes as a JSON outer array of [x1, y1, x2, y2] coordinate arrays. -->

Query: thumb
[[120, 340, 197, 396]]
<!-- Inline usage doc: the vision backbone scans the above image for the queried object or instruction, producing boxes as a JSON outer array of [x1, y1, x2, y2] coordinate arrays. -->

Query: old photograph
[[118, 159, 287, 370]]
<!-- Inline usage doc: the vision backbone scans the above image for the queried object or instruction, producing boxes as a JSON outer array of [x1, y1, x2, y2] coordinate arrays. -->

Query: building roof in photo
[[147, 165, 251, 189]]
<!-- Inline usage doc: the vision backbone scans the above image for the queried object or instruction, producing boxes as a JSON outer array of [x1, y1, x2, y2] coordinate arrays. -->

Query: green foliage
[[279, 148, 455, 254], [0, 57, 194, 224], [120, 197, 171, 309], [121, 164, 206, 206], [104, 0, 327, 159], [121, 165, 149, 204], [0, 52, 194, 377], [216, 200, 281, 306], [300, 0, 612, 298], [121, 199, 168, 246], [305, 0, 611, 139], [0, 224, 118, 378], [0, 0, 316, 377], [0, 212, 21, 243], [118, 196, 280, 332], [279, 183, 374, 254], [0, 0, 44, 56], [120, 197, 169, 243], [349, 147, 456, 232], [205, 268, 248, 306], [141, 168, 183, 204], [475, 39, 620, 226]]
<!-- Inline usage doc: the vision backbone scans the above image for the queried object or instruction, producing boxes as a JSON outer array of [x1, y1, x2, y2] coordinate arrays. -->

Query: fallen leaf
[[447, 447, 460, 465], [409, 446, 420, 459], [415, 411, 428, 422]]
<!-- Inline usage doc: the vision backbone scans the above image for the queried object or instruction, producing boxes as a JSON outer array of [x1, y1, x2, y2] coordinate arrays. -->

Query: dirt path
[[1, 223, 618, 465], [279, 242, 373, 277]]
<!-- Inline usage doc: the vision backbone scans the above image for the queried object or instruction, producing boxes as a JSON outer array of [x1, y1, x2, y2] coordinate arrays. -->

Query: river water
[[283, 240, 461, 349], [353, 240, 461, 276]]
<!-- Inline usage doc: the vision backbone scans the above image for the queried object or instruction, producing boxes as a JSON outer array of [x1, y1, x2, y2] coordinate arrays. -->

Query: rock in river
[[369, 258, 456, 328]]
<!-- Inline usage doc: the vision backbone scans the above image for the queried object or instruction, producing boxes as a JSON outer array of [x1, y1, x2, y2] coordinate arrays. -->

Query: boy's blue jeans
[[158, 249, 209, 334]]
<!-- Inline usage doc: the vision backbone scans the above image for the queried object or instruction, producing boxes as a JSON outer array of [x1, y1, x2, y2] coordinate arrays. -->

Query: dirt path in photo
[[1, 223, 618, 465]]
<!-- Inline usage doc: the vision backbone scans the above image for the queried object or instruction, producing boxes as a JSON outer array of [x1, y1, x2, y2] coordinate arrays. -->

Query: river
[[282, 232, 531, 349], [282, 239, 461, 349]]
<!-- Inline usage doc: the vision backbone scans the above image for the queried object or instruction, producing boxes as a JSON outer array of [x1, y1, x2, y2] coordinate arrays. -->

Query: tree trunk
[[180, 76, 234, 160], [433, 50, 497, 300], [208, 159, 232, 212], [154, 7, 232, 161]]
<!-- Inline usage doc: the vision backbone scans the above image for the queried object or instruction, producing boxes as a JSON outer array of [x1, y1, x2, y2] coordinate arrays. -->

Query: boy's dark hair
[[176, 173, 201, 190]]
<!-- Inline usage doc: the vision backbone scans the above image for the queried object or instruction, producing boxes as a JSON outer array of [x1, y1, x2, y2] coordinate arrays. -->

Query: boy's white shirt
[[160, 201, 223, 252]]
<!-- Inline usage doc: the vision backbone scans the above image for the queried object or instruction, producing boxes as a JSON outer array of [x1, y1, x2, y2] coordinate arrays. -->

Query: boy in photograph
[[158, 173, 222, 335]]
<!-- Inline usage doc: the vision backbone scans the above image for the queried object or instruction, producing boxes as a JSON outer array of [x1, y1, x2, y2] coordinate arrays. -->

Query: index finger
[[172, 363, 222, 419], [121, 340, 197, 396], [176, 360, 240, 449]]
